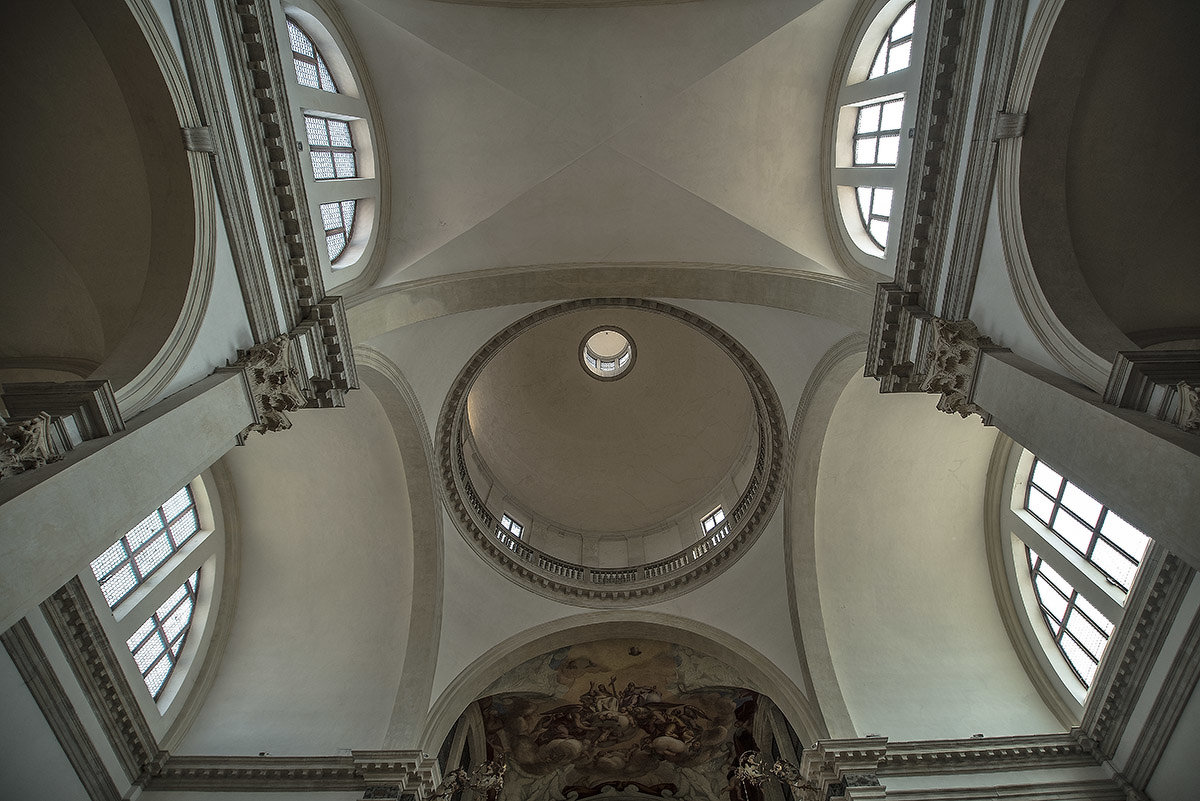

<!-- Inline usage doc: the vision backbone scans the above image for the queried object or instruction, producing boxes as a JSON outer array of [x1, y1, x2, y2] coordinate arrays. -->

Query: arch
[[348, 263, 874, 343], [355, 347, 447, 749], [416, 613, 824, 756], [783, 336, 865, 740], [996, 0, 1132, 391], [0, 0, 217, 416]]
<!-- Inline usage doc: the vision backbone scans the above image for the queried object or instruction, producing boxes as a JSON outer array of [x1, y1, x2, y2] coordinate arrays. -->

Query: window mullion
[[110, 532, 215, 640], [839, 72, 909, 106], [308, 176, 376, 206], [833, 166, 897, 188], [1012, 509, 1124, 623]]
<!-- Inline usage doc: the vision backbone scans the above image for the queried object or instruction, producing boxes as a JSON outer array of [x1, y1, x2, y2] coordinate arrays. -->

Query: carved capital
[[233, 335, 309, 441], [0, 412, 62, 479], [920, 318, 995, 420], [1177, 382, 1199, 433]]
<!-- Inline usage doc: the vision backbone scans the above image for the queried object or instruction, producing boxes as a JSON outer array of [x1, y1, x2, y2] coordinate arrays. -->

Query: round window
[[580, 327, 635, 380]]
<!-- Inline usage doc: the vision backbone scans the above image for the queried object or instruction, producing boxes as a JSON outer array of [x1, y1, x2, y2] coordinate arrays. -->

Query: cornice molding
[[213, 0, 360, 407], [39, 578, 163, 783], [1, 618, 122, 801], [1122, 597, 1200, 790], [146, 750, 439, 794], [435, 298, 788, 606], [1083, 547, 1195, 761]]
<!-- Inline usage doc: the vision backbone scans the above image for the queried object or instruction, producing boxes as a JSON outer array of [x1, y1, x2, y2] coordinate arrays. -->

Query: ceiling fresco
[[476, 639, 761, 801]]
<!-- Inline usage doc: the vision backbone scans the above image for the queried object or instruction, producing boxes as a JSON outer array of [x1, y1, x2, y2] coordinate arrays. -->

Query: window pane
[[288, 20, 314, 56], [873, 187, 893, 215], [881, 99, 904, 129], [162, 598, 195, 642], [1026, 489, 1056, 526], [1074, 594, 1113, 634], [1035, 575, 1069, 622], [1065, 608, 1108, 659], [855, 138, 877, 164], [125, 511, 163, 550], [1092, 538, 1138, 590], [305, 116, 330, 146], [317, 55, 337, 93], [869, 218, 889, 245], [1037, 559, 1072, 597], [294, 58, 319, 89], [328, 120, 352, 147], [892, 3, 916, 38], [91, 541, 128, 579], [143, 656, 173, 697], [877, 135, 901, 165], [127, 617, 156, 651], [857, 104, 881, 133], [161, 487, 193, 523], [341, 200, 356, 232], [311, 151, 335, 180], [1031, 461, 1064, 496], [1102, 512, 1149, 561], [321, 202, 342, 230], [333, 152, 356, 178], [100, 564, 138, 607], [1061, 483, 1103, 527], [1060, 633, 1098, 685], [1051, 511, 1093, 555], [168, 509, 199, 547], [132, 632, 165, 672], [133, 532, 172, 577]]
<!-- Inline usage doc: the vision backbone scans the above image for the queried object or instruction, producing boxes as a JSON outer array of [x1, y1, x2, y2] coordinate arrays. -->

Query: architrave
[[783, 334, 866, 739]]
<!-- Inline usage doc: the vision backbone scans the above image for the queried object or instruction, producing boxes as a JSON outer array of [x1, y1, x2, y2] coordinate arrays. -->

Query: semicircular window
[[288, 19, 337, 93], [1022, 459, 1151, 687], [833, 1, 924, 261], [126, 571, 199, 699], [90, 485, 200, 608]]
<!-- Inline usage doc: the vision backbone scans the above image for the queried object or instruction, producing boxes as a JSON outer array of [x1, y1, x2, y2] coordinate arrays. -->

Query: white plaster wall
[[814, 375, 1060, 739], [1147, 674, 1200, 801], [156, 211, 256, 404], [178, 386, 412, 754], [0, 645, 93, 801]]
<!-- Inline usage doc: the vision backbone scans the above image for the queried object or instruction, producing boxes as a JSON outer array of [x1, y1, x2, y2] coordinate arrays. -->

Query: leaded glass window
[[90, 486, 200, 608], [500, 513, 524, 539], [288, 19, 337, 93], [869, 2, 916, 79], [126, 572, 199, 699], [320, 199, 357, 262], [1025, 459, 1150, 592], [1026, 548, 1113, 687], [305, 115, 357, 180], [855, 186, 893, 249], [854, 98, 905, 166]]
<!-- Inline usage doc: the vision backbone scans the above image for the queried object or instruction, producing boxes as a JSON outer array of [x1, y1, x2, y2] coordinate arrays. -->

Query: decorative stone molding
[[1103, 350, 1200, 435], [40, 578, 163, 783], [224, 336, 309, 443], [992, 111, 1027, 140], [918, 318, 997, 421], [0, 380, 126, 479], [436, 298, 787, 607], [1175, 381, 1199, 433], [1083, 548, 1195, 760], [144, 750, 439, 794], [0, 413, 61, 479], [1, 618, 122, 801], [2, 380, 125, 443], [180, 125, 216, 153]]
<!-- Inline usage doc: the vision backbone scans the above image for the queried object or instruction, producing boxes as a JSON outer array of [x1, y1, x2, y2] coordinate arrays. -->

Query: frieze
[[0, 413, 61, 479]]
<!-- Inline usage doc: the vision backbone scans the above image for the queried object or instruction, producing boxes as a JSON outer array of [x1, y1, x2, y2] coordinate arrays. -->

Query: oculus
[[580, 326, 636, 380]]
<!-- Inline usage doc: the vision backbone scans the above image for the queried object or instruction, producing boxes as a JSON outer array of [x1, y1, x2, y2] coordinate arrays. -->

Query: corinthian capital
[[235, 336, 309, 440], [920, 318, 995, 420]]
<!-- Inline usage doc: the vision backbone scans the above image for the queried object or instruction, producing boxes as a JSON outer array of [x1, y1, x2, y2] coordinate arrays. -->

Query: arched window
[[279, 7, 381, 283], [83, 475, 226, 717], [126, 572, 199, 699], [321, 199, 358, 262], [90, 485, 200, 607], [1002, 450, 1152, 696], [287, 19, 337, 93], [304, 114, 357, 180], [830, 1, 926, 264], [868, 1, 916, 78]]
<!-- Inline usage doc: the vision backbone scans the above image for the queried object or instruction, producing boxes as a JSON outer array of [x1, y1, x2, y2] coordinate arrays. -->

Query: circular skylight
[[580, 327, 635, 380]]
